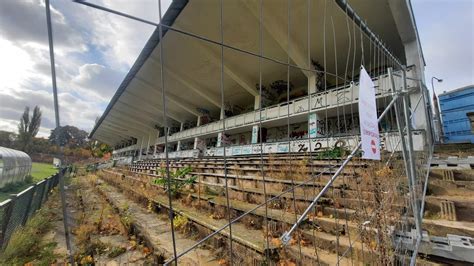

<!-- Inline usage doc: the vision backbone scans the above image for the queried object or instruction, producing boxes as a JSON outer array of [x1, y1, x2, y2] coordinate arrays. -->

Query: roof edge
[[89, 0, 189, 141], [407, 0, 426, 67], [439, 84, 474, 97]]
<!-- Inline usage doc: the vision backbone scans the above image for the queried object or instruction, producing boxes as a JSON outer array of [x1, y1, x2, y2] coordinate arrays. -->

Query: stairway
[[96, 153, 460, 265]]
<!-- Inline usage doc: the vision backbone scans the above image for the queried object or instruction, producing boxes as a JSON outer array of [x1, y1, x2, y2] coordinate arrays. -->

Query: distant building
[[439, 85, 474, 143], [467, 112, 474, 134]]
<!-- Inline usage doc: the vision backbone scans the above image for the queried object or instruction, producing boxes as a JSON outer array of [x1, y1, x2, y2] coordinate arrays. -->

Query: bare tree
[[18, 106, 42, 152]]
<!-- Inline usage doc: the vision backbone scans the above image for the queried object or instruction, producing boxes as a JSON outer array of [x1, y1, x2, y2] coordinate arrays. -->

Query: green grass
[[0, 163, 58, 202], [31, 162, 58, 181]]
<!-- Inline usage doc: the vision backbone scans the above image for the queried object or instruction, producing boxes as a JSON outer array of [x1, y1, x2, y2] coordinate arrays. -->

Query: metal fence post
[[402, 69, 423, 239], [29, 180, 46, 216], [22, 185, 36, 226], [41, 177, 51, 204], [388, 68, 422, 256]]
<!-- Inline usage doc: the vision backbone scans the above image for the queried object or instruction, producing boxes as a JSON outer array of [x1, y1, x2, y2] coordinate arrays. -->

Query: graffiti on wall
[[313, 95, 328, 109], [195, 138, 207, 152], [336, 88, 351, 104], [266, 123, 308, 142], [310, 116, 362, 137]]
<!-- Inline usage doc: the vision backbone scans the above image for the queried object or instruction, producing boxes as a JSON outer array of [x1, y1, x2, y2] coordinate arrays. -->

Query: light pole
[[431, 77, 443, 143]]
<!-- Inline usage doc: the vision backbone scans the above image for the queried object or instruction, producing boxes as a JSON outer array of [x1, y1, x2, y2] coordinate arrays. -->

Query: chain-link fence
[[0, 167, 67, 249]]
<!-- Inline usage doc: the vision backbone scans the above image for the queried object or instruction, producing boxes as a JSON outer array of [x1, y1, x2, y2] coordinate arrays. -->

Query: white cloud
[[0, 0, 184, 142], [58, 0, 170, 70], [0, 88, 104, 138], [413, 0, 474, 94], [0, 0, 87, 54], [72, 63, 123, 102], [0, 0, 168, 137], [0, 39, 35, 90]]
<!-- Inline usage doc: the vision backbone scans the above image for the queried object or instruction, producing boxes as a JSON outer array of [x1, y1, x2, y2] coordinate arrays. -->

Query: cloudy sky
[[0, 0, 473, 138]]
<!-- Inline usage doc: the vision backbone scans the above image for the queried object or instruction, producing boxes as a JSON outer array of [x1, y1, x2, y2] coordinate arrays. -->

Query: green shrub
[[316, 146, 349, 159], [152, 166, 197, 197]]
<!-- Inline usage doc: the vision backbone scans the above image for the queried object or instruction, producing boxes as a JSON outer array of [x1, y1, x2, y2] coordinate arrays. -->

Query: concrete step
[[99, 170, 372, 265], [425, 196, 474, 223], [99, 169, 454, 265], [99, 171, 273, 264], [96, 181, 220, 265]]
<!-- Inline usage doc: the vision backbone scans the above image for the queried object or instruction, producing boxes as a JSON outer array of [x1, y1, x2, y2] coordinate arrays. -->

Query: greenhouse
[[0, 147, 32, 188]]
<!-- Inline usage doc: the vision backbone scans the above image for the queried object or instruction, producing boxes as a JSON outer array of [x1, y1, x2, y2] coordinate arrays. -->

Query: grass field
[[30, 162, 58, 182], [0, 162, 58, 202]]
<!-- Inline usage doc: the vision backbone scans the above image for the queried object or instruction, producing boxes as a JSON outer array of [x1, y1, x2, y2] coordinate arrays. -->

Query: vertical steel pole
[[158, 1, 178, 264], [388, 67, 411, 175], [420, 82, 434, 147], [45, 0, 73, 264], [402, 70, 423, 234], [389, 68, 423, 265], [402, 71, 424, 266]]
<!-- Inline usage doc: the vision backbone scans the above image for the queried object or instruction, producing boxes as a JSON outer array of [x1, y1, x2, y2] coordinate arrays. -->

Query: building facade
[[88, 0, 430, 162], [439, 85, 474, 143]]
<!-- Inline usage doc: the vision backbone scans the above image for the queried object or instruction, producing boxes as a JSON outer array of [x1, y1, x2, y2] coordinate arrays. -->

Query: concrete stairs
[[95, 154, 456, 264]]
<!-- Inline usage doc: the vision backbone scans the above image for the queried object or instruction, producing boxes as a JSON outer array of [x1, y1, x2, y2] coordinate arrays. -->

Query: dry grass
[[352, 159, 406, 264], [74, 224, 97, 249], [210, 206, 227, 220], [267, 155, 309, 183], [72, 172, 136, 262], [241, 214, 262, 230], [0, 207, 58, 265]]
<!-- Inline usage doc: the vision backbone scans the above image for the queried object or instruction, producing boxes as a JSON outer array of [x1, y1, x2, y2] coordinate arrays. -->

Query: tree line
[[0, 106, 111, 161]]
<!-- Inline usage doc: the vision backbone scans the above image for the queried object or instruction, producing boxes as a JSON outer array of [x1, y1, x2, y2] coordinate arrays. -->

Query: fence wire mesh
[[75, 0, 433, 265], [0, 168, 66, 250]]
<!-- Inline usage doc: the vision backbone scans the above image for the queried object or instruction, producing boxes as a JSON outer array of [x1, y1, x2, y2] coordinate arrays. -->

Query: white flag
[[358, 66, 380, 160]]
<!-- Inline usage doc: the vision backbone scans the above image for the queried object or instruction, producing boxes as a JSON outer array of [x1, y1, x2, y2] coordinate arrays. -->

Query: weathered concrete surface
[[97, 182, 220, 265]]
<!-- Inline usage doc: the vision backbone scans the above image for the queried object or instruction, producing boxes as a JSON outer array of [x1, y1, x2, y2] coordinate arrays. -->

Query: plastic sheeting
[[0, 147, 32, 188]]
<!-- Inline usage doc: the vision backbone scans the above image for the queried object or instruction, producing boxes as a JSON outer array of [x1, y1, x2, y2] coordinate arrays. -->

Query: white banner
[[358, 66, 380, 160]]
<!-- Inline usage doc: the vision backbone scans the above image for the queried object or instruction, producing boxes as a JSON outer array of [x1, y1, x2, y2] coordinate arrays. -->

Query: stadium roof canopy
[[90, 0, 422, 146]]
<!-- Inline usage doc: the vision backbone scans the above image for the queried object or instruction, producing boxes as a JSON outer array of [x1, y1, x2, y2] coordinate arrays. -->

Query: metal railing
[[0, 167, 68, 249]]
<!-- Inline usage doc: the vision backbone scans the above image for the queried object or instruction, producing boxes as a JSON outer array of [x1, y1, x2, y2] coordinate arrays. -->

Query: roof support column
[[193, 116, 207, 156], [193, 116, 202, 150], [217, 107, 225, 147], [254, 95, 261, 110], [308, 74, 317, 94], [164, 128, 171, 153], [145, 134, 151, 159], [177, 122, 184, 151], [138, 136, 144, 161], [153, 130, 160, 156], [308, 72, 324, 139], [252, 95, 261, 144]]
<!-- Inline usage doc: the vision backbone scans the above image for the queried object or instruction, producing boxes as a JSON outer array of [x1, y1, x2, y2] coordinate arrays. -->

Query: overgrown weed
[[0, 208, 57, 265]]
